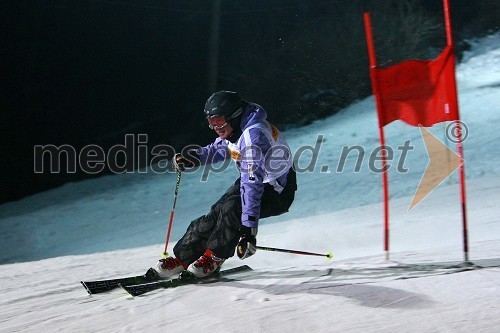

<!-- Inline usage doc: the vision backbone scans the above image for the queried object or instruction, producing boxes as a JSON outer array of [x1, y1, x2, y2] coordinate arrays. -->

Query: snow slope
[[0, 33, 499, 332]]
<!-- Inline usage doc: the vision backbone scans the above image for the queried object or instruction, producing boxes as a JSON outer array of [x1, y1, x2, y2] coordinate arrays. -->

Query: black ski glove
[[172, 152, 194, 172], [237, 226, 258, 260]]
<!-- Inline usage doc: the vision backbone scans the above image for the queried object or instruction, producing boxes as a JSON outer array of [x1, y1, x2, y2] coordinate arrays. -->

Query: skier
[[154, 91, 297, 278]]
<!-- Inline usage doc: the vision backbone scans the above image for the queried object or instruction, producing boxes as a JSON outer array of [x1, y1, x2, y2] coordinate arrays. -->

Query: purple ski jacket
[[195, 103, 293, 228]]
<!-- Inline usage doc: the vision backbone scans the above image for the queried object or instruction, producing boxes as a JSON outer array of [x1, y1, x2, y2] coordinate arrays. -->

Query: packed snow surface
[[1, 33, 499, 332]]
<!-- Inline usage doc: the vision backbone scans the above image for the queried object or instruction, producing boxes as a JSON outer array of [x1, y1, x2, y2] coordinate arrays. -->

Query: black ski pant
[[174, 168, 297, 263]]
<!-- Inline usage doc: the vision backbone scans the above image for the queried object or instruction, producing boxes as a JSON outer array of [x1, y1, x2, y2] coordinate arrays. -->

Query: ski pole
[[162, 171, 182, 258], [256, 246, 333, 259]]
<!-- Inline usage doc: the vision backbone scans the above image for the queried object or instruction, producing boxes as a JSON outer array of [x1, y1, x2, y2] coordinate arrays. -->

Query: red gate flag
[[374, 45, 459, 127], [364, 0, 469, 263]]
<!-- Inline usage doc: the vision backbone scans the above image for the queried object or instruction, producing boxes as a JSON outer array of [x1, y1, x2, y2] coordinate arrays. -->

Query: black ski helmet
[[204, 91, 245, 119]]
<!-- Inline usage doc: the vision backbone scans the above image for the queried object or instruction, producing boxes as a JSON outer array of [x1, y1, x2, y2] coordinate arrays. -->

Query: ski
[[81, 267, 161, 295], [120, 265, 252, 297]]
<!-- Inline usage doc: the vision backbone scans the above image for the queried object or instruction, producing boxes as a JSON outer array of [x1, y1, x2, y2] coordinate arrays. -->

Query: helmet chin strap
[[227, 114, 243, 142], [222, 128, 235, 142]]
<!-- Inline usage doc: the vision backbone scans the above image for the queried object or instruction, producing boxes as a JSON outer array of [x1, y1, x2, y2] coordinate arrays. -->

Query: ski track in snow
[[0, 33, 499, 332]]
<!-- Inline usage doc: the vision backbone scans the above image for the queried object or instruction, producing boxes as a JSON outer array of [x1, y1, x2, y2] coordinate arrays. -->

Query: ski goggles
[[207, 115, 229, 130]]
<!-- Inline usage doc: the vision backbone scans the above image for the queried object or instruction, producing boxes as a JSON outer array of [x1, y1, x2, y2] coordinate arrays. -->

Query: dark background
[[1, 0, 498, 204]]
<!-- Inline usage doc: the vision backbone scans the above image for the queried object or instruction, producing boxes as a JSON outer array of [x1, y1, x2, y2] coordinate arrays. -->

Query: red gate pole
[[443, 0, 469, 262], [364, 12, 391, 260]]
